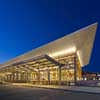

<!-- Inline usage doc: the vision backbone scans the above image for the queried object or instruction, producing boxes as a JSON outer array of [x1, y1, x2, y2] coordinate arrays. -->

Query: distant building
[[82, 72, 100, 80]]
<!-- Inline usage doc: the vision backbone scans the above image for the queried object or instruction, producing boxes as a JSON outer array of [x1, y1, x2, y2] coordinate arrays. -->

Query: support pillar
[[12, 73, 15, 82], [47, 68, 50, 85], [11, 74, 13, 82], [20, 73, 23, 82], [9, 74, 11, 82], [7, 75, 9, 82], [58, 66, 61, 85], [26, 72, 29, 82], [16, 72, 19, 82], [38, 68, 40, 84], [74, 54, 77, 85]]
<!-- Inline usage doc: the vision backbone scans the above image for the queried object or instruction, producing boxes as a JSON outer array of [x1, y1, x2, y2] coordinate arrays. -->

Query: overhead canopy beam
[[16, 65, 33, 72], [9, 55, 47, 67], [0, 54, 64, 71], [44, 55, 64, 67], [21, 65, 38, 72]]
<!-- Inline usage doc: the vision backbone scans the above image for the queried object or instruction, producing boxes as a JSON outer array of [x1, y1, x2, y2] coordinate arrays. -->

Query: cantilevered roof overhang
[[0, 54, 63, 73], [0, 23, 98, 69]]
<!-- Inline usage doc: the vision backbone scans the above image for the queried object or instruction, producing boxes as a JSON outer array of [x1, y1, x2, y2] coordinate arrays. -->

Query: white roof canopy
[[1, 23, 98, 68]]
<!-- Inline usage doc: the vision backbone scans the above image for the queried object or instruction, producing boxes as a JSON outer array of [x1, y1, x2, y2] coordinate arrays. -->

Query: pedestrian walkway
[[11, 83, 100, 94]]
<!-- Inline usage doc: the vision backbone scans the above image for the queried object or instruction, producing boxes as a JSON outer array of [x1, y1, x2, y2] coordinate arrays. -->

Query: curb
[[31, 86, 100, 95], [12, 84, 100, 95]]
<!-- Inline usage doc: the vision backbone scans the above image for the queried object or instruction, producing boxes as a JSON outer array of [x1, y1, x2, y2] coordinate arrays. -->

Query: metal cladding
[[0, 23, 98, 68]]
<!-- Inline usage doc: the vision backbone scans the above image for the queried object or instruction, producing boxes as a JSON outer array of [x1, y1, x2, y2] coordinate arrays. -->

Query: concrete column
[[28, 72, 30, 82], [38, 68, 40, 84], [58, 66, 61, 85], [26, 72, 28, 82], [29, 73, 32, 82], [13, 73, 15, 82], [18, 73, 21, 80], [47, 68, 50, 84], [11, 74, 13, 82], [14, 73, 16, 81], [22, 72, 25, 82], [17, 72, 19, 80], [16, 72, 19, 81], [9, 74, 11, 82], [6, 75, 8, 81], [8, 75, 10, 81], [20, 73, 23, 81], [5, 75, 7, 81], [8, 74, 11, 82], [12, 73, 14, 81], [74, 54, 77, 85]]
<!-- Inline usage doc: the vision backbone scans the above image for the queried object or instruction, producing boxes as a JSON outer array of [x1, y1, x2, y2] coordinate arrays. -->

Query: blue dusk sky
[[0, 0, 100, 72]]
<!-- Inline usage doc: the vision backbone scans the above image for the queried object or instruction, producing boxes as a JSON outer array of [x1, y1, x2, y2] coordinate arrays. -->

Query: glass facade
[[0, 53, 82, 85]]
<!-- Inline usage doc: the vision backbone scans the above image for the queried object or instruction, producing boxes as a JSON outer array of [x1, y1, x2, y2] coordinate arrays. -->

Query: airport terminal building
[[0, 23, 97, 85]]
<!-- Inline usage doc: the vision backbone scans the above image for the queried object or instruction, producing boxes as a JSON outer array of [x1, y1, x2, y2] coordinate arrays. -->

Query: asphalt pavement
[[0, 85, 100, 100]]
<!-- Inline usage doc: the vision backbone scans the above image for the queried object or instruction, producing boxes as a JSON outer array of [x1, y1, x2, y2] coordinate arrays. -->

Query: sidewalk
[[12, 83, 100, 94]]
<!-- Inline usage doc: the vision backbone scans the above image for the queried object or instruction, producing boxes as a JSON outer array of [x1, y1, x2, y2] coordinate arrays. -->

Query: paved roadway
[[0, 85, 100, 100]]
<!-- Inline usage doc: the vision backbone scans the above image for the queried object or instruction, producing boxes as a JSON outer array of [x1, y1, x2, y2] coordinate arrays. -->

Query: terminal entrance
[[0, 53, 82, 86]]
